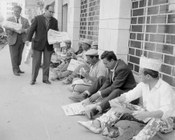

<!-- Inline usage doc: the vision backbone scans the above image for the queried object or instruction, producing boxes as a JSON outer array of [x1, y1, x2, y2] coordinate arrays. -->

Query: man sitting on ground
[[70, 51, 138, 119]]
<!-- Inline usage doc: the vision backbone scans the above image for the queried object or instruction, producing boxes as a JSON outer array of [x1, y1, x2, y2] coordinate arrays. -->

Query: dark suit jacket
[[100, 59, 136, 98], [27, 14, 58, 51], [5, 16, 30, 46]]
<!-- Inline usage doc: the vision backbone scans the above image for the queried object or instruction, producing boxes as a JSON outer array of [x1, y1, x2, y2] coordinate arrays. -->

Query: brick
[[160, 5, 169, 13], [132, 1, 138, 8], [153, 0, 167, 5], [138, 17, 145, 24], [130, 40, 142, 48], [130, 33, 136, 39], [129, 48, 135, 55], [147, 51, 163, 59], [145, 42, 156, 51], [137, 33, 144, 40], [128, 62, 134, 70], [129, 55, 140, 64], [156, 44, 174, 55], [131, 17, 137, 24], [134, 65, 139, 72], [164, 55, 175, 65], [161, 64, 172, 75], [148, 0, 152, 6], [136, 49, 143, 56], [150, 34, 165, 43], [139, 0, 146, 7], [151, 15, 167, 23], [172, 67, 175, 76], [168, 14, 175, 23], [158, 25, 167, 33], [162, 74, 175, 87], [148, 6, 159, 15], [133, 9, 144, 16], [132, 25, 143, 32], [166, 35, 175, 44], [146, 25, 157, 33]]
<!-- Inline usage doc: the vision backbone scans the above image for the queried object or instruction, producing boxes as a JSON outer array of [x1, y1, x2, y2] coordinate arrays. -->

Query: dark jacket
[[27, 14, 58, 51], [100, 59, 136, 98]]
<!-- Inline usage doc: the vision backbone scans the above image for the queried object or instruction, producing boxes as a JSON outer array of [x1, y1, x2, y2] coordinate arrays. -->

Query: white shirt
[[122, 79, 175, 119]]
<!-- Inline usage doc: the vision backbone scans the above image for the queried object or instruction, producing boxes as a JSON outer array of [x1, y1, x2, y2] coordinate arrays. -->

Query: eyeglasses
[[49, 11, 54, 14]]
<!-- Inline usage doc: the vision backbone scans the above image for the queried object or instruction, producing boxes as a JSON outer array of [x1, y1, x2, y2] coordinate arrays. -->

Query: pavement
[[0, 46, 103, 140]]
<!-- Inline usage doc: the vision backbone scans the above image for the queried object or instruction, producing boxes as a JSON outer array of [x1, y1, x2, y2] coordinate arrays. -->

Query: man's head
[[13, 5, 22, 18], [85, 49, 99, 65], [139, 56, 161, 83], [101, 51, 117, 69], [64, 40, 71, 49], [45, 5, 54, 18], [91, 41, 98, 50], [81, 39, 92, 51]]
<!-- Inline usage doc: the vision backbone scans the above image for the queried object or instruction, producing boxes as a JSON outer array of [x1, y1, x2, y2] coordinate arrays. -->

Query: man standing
[[27, 5, 58, 85], [5, 5, 29, 76], [71, 51, 138, 118]]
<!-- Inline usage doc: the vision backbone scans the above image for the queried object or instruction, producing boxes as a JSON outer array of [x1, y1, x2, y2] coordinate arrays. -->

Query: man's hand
[[25, 41, 30, 46], [89, 92, 100, 103]]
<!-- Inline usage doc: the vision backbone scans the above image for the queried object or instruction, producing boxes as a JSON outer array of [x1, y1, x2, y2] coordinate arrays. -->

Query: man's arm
[[27, 17, 37, 42]]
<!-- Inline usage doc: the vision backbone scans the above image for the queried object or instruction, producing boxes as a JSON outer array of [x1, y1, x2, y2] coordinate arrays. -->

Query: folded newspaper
[[3, 20, 22, 31], [62, 102, 85, 116], [67, 59, 84, 71], [47, 29, 70, 44]]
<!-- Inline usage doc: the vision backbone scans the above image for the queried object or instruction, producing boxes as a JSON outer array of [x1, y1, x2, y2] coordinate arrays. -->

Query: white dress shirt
[[122, 79, 175, 119]]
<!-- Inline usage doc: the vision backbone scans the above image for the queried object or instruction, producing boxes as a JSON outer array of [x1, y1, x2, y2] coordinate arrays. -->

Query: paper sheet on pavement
[[62, 102, 85, 116], [3, 20, 22, 31], [47, 29, 70, 44]]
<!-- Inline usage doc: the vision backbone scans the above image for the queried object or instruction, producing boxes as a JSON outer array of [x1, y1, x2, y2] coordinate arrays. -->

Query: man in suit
[[71, 51, 138, 119], [5, 5, 29, 76], [27, 5, 59, 85]]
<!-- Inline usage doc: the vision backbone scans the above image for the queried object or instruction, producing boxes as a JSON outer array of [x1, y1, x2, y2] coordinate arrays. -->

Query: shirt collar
[[154, 78, 161, 89]]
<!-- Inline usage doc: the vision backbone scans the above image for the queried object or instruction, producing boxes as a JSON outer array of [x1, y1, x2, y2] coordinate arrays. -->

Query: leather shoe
[[43, 80, 51, 84], [78, 121, 102, 134], [30, 81, 35, 85], [18, 70, 24, 74], [69, 94, 87, 102], [14, 71, 20, 76]]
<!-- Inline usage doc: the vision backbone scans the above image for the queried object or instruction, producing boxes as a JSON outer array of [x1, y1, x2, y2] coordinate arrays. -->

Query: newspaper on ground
[[67, 59, 84, 71], [62, 102, 85, 116], [3, 20, 22, 31], [47, 29, 70, 44]]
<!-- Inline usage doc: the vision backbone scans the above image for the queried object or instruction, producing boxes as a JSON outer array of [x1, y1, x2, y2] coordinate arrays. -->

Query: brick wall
[[128, 0, 175, 87], [79, 0, 100, 41]]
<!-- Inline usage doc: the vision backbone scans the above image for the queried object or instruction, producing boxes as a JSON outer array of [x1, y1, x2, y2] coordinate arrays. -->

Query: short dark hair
[[143, 68, 159, 78], [101, 51, 117, 61], [13, 5, 22, 11], [88, 55, 99, 59]]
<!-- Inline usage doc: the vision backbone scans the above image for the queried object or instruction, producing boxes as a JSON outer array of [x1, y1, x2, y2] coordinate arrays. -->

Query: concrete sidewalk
[[0, 46, 103, 140]]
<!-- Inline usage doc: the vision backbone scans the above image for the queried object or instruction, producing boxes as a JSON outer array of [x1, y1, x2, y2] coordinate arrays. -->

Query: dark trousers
[[9, 34, 24, 73], [31, 47, 53, 82], [88, 76, 137, 112]]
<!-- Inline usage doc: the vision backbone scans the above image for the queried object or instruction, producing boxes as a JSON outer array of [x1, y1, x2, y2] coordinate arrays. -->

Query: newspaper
[[67, 59, 84, 71], [3, 20, 22, 31], [47, 29, 70, 44], [62, 102, 85, 116]]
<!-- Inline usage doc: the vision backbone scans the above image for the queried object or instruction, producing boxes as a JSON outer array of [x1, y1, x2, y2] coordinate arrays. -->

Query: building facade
[[46, 0, 175, 88]]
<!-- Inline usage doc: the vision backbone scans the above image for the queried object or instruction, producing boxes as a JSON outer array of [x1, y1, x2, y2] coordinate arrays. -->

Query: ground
[[0, 45, 103, 140]]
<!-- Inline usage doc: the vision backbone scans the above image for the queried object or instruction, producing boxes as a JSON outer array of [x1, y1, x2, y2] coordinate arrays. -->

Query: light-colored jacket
[[5, 16, 29, 46]]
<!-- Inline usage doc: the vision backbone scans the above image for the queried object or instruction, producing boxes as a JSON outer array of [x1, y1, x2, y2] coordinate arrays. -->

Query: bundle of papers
[[3, 20, 22, 31], [47, 29, 70, 44]]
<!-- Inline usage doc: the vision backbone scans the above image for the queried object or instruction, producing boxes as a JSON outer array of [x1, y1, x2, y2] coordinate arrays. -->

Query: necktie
[[17, 18, 19, 23]]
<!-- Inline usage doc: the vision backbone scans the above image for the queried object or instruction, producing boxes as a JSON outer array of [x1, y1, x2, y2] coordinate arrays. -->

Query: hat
[[81, 39, 92, 46], [139, 56, 162, 72], [85, 49, 98, 56], [60, 42, 66, 48]]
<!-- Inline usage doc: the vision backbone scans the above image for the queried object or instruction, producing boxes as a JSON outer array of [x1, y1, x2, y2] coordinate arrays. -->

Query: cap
[[92, 41, 98, 46], [81, 39, 92, 46], [64, 40, 71, 44], [85, 49, 98, 56], [139, 56, 162, 72]]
